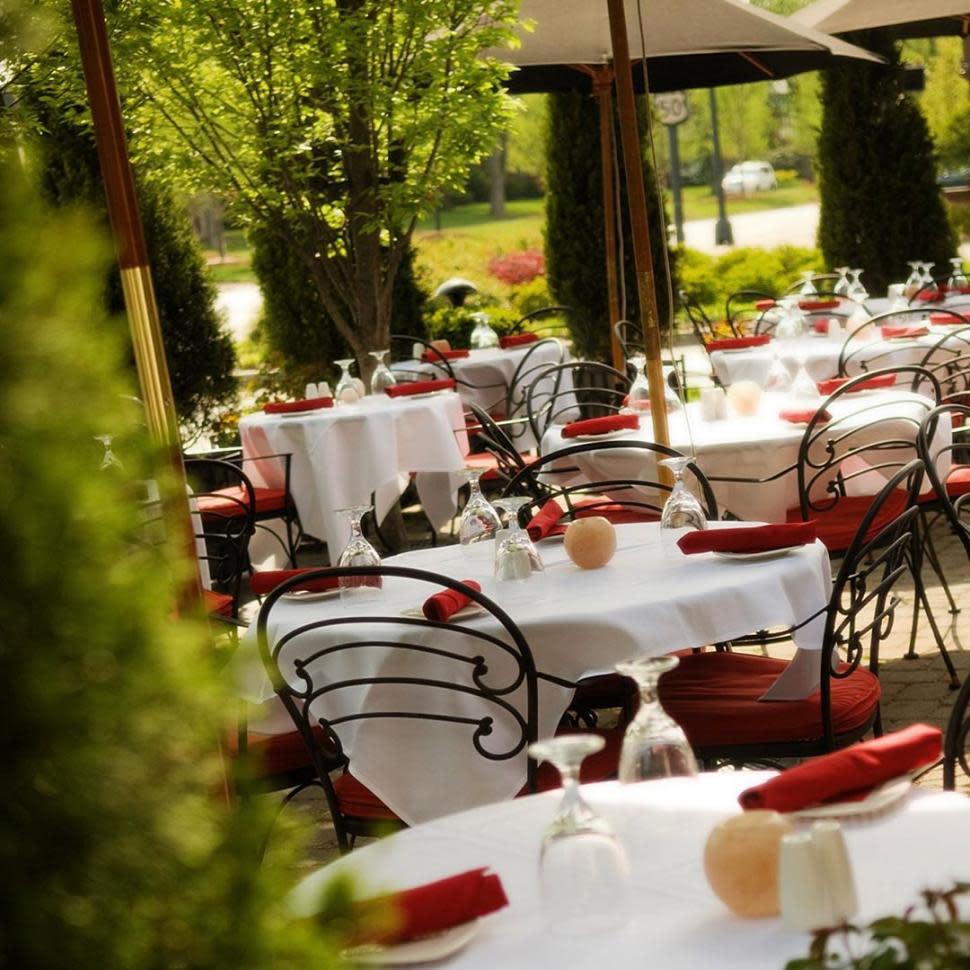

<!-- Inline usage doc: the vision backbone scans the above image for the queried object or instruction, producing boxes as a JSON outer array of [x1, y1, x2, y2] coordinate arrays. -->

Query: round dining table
[[238, 522, 831, 825], [539, 389, 950, 524], [291, 771, 970, 970], [239, 391, 469, 551]]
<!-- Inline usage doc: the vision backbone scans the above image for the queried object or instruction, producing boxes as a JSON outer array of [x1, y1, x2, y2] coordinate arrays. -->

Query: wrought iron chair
[[943, 672, 970, 790], [509, 304, 575, 341], [725, 289, 777, 335], [256, 565, 623, 851], [502, 337, 569, 446], [613, 319, 644, 360], [679, 289, 734, 343], [909, 275, 970, 306], [783, 272, 842, 298], [463, 402, 536, 492], [524, 360, 629, 447], [914, 321, 970, 405], [660, 460, 925, 764]]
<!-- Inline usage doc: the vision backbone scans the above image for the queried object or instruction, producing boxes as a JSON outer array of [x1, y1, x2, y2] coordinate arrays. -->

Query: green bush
[[773, 169, 800, 188], [544, 91, 676, 361], [424, 304, 521, 348], [947, 202, 970, 242], [817, 32, 956, 294], [1, 157, 343, 968]]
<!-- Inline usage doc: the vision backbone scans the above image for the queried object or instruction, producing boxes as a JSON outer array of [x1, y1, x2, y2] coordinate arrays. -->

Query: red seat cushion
[[196, 485, 288, 517], [463, 451, 504, 483], [945, 464, 970, 498], [658, 652, 880, 749], [202, 588, 234, 617], [574, 502, 660, 525], [227, 724, 328, 779], [785, 490, 907, 553], [331, 727, 624, 824]]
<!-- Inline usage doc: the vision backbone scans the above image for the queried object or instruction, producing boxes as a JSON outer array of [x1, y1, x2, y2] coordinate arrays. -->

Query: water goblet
[[848, 268, 868, 301], [626, 354, 651, 412], [528, 735, 632, 932], [369, 349, 397, 394], [334, 358, 360, 404], [493, 496, 544, 581], [469, 312, 500, 350], [905, 261, 923, 298], [774, 296, 805, 341], [948, 257, 967, 291], [615, 656, 698, 781], [459, 468, 502, 561], [764, 352, 793, 393], [335, 505, 382, 600], [919, 262, 937, 292], [833, 267, 851, 298], [797, 270, 818, 297], [659, 456, 707, 556]]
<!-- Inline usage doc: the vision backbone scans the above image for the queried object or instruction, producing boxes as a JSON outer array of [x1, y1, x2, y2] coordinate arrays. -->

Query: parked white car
[[721, 160, 777, 195]]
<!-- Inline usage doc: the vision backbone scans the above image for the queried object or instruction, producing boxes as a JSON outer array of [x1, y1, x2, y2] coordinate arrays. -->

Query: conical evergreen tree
[[817, 32, 956, 294]]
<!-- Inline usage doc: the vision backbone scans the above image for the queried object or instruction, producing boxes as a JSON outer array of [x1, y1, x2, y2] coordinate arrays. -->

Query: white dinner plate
[[400, 603, 487, 621], [712, 547, 801, 562], [341, 920, 480, 966], [281, 587, 341, 602], [789, 775, 912, 822], [394, 390, 450, 400]]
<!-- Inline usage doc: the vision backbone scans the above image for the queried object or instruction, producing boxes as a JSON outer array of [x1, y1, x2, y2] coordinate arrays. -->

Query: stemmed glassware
[[95, 434, 123, 471], [528, 735, 631, 932], [773, 296, 805, 341], [833, 267, 851, 298], [615, 656, 698, 781], [334, 359, 360, 404], [493, 496, 544, 581], [797, 270, 818, 297], [459, 469, 502, 559], [764, 351, 793, 393], [626, 354, 651, 412], [948, 257, 967, 291], [335, 505, 382, 600], [469, 312, 500, 350], [920, 262, 937, 294], [848, 268, 868, 301], [905, 261, 923, 298], [659, 456, 707, 555], [369, 350, 397, 394]]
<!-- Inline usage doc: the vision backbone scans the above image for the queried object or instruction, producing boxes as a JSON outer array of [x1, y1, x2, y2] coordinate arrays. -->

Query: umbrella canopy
[[488, 0, 882, 93], [793, 0, 969, 40]]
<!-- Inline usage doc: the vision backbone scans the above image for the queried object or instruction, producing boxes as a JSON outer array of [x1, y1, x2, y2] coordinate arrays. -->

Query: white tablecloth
[[293, 772, 970, 970], [540, 390, 949, 523], [240, 522, 831, 824], [239, 392, 469, 550]]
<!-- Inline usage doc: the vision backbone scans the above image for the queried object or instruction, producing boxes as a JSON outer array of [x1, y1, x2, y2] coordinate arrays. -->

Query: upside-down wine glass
[[95, 434, 123, 471], [905, 261, 923, 298], [469, 312, 500, 350], [773, 296, 805, 341], [659, 456, 707, 556], [833, 267, 851, 298], [369, 350, 397, 394], [948, 257, 968, 291], [626, 354, 651, 412], [528, 735, 632, 932], [493, 496, 544, 581], [334, 358, 360, 404], [848, 268, 868, 301], [335, 505, 382, 600], [797, 270, 818, 297], [615, 656, 698, 781], [920, 262, 937, 293], [459, 468, 502, 561]]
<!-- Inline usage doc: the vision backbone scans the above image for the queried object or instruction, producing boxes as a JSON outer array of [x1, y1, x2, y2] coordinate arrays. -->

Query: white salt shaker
[[811, 821, 857, 923], [700, 386, 727, 422], [304, 382, 318, 399], [826, 318, 844, 341], [779, 832, 834, 932], [317, 381, 333, 399]]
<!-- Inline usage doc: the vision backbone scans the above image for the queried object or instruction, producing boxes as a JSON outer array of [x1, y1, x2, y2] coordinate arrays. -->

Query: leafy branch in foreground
[[786, 883, 970, 970]]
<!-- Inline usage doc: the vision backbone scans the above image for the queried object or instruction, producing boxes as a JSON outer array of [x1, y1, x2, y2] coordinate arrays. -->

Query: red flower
[[487, 250, 545, 286]]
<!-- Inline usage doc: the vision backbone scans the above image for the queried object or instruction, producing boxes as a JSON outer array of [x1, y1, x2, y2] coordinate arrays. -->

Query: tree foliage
[[544, 91, 676, 361], [114, 0, 519, 376], [816, 33, 956, 293]]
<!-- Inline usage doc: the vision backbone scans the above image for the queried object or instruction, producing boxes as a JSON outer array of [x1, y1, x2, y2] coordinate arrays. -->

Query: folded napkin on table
[[677, 521, 817, 556], [264, 396, 334, 414], [738, 724, 942, 813], [499, 333, 540, 350], [812, 318, 841, 335], [817, 373, 896, 396], [350, 867, 508, 946], [779, 407, 832, 425], [561, 413, 640, 439], [423, 580, 482, 622], [880, 324, 929, 339], [526, 498, 565, 541], [250, 569, 339, 596], [755, 299, 777, 311], [422, 349, 470, 362], [385, 378, 456, 398], [916, 290, 945, 303], [799, 298, 839, 311], [705, 335, 771, 352], [930, 312, 969, 325]]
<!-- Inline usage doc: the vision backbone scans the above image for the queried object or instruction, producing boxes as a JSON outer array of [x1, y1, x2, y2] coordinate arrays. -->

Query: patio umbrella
[[793, 0, 969, 40], [487, 1, 881, 438]]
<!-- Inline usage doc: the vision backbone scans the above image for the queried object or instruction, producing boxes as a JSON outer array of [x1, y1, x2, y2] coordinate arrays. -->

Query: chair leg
[[906, 534, 960, 689], [922, 512, 958, 615]]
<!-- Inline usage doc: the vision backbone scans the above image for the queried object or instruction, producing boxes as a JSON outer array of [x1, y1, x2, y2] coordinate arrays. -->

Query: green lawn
[[205, 229, 254, 284], [679, 182, 818, 221]]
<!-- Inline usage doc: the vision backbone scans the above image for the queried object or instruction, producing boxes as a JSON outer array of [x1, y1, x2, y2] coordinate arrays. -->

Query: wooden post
[[605, 0, 670, 448], [71, 0, 202, 610]]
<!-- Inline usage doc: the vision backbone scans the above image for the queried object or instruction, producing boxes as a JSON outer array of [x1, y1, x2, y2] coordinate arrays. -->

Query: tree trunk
[[488, 132, 507, 219]]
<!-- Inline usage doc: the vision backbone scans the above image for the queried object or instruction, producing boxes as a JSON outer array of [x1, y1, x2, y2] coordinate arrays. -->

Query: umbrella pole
[[592, 68, 626, 372], [71, 0, 202, 612], [606, 0, 670, 448]]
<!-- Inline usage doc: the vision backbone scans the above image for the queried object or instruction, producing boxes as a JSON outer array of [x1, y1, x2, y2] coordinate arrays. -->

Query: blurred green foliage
[[0, 156, 344, 967]]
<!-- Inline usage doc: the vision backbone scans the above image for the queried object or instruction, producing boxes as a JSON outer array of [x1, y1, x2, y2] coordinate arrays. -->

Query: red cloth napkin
[[705, 335, 771, 352], [812, 318, 838, 334], [423, 580, 482, 622], [499, 333, 539, 349], [526, 498, 565, 541], [561, 413, 640, 439], [799, 298, 839, 311], [422, 349, 470, 361], [930, 312, 968, 325], [352, 867, 508, 946], [677, 522, 816, 555], [916, 289, 944, 303], [881, 324, 929, 339], [817, 373, 896, 395], [780, 407, 832, 425], [385, 379, 456, 398], [738, 724, 942, 813], [755, 299, 777, 311], [250, 569, 339, 596], [264, 396, 334, 414]]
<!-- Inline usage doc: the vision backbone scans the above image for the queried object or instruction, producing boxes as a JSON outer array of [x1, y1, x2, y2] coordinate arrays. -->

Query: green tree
[[544, 91, 675, 361], [816, 32, 956, 293], [114, 0, 519, 379]]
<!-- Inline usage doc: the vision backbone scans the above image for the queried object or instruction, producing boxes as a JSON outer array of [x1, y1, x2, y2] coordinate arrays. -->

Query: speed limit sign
[[654, 91, 689, 126]]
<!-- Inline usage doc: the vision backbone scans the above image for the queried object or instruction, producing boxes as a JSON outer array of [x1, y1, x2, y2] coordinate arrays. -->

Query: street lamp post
[[708, 88, 734, 247]]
